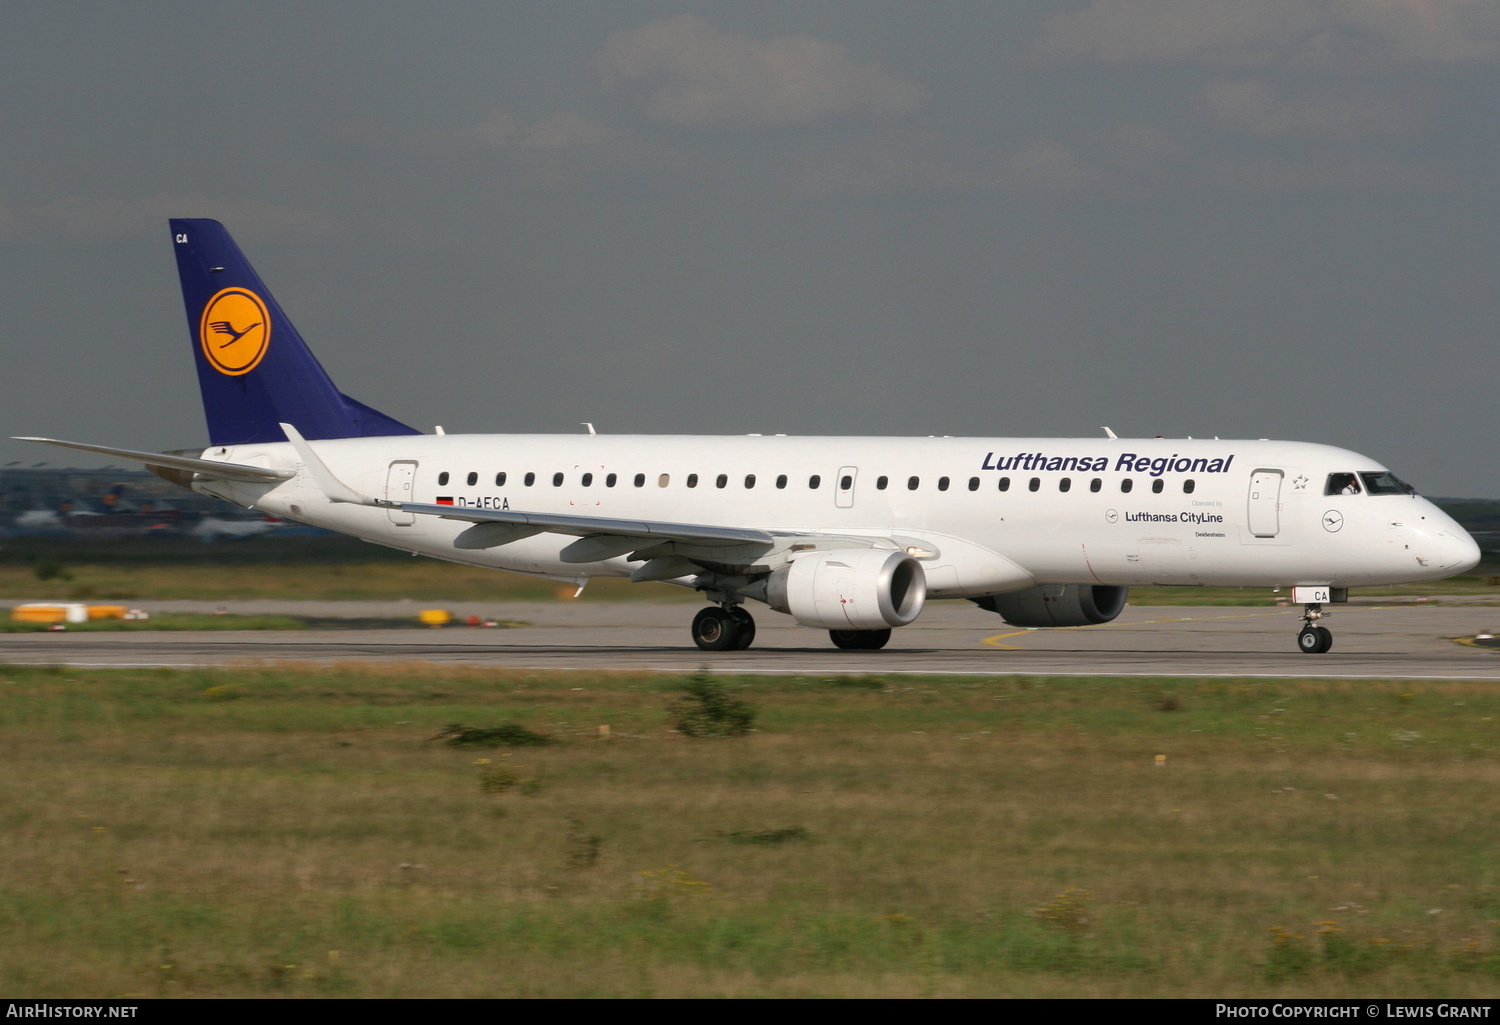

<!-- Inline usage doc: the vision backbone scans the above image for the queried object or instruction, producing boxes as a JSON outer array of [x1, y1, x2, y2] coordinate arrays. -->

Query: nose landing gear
[[1296, 603, 1333, 654]]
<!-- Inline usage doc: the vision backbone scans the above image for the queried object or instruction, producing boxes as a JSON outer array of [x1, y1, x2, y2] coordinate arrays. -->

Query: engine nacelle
[[974, 584, 1128, 628], [766, 549, 927, 630]]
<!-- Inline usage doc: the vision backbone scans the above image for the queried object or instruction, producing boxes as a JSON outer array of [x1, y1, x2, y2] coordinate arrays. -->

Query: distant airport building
[[0, 465, 300, 538]]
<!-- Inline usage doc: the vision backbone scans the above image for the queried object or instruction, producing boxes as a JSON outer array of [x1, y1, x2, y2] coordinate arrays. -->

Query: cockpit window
[[1360, 471, 1416, 496], [1325, 472, 1361, 496]]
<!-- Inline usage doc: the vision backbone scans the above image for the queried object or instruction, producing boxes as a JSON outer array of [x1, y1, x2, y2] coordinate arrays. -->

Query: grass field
[[2, 664, 1499, 998]]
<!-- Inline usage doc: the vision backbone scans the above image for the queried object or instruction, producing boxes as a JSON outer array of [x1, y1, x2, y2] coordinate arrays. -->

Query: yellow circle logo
[[199, 288, 271, 375]]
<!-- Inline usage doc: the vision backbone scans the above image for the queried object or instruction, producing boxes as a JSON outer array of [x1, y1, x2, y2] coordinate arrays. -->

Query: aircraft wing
[[12, 436, 294, 484], [395, 501, 774, 545]]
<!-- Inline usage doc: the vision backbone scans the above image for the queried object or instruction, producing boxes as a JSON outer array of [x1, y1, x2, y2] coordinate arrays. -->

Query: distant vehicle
[[16, 219, 1482, 654], [191, 515, 284, 541], [13, 509, 64, 531]]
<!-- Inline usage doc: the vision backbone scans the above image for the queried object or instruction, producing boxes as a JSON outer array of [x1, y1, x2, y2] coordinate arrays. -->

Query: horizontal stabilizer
[[11, 436, 293, 484]]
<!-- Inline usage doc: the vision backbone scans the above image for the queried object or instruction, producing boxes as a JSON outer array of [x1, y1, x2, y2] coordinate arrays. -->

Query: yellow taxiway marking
[[979, 605, 1399, 649]]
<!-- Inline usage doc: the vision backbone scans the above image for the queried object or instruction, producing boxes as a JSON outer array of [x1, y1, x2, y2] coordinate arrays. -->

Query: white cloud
[[31, 194, 333, 241], [597, 14, 925, 127], [1198, 78, 1423, 139], [1032, 0, 1500, 67]]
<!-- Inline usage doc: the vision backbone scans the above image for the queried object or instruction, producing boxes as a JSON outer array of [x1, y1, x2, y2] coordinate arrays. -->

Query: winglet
[[278, 422, 376, 505]]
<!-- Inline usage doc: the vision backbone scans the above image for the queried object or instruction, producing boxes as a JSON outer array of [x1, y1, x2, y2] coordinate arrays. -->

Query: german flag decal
[[435, 497, 454, 506]]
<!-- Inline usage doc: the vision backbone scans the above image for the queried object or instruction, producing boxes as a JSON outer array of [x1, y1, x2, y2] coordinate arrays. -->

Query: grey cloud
[[786, 130, 973, 197], [29, 194, 334, 242], [1204, 152, 1449, 191], [465, 109, 688, 187], [1004, 141, 1103, 193], [596, 14, 925, 127], [1032, 0, 1499, 67], [1198, 78, 1424, 140]]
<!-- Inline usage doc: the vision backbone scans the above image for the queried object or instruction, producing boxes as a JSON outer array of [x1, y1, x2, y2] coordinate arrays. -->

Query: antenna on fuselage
[[1102, 426, 1118, 439], [581, 423, 596, 435]]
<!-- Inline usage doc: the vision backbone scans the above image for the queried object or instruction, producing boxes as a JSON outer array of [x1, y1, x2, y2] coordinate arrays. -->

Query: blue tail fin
[[170, 219, 421, 446]]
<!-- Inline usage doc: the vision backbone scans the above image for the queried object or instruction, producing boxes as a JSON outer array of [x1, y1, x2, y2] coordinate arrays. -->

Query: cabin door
[[385, 461, 417, 525], [1247, 470, 1283, 537]]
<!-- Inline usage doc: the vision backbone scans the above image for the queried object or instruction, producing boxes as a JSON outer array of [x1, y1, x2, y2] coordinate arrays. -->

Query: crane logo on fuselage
[[199, 288, 271, 376]]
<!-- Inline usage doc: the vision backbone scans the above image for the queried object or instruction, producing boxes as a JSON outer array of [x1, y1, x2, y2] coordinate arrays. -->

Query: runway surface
[[2, 598, 1498, 678]]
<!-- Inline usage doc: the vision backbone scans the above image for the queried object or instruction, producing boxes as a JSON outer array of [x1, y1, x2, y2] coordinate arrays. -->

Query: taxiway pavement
[[1, 598, 1496, 679]]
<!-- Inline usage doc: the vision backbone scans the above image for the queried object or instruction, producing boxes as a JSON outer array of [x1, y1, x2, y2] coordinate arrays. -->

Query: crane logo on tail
[[199, 288, 271, 375]]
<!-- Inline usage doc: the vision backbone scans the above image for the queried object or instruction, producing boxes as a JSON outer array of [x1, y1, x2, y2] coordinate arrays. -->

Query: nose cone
[[1439, 527, 1483, 574]]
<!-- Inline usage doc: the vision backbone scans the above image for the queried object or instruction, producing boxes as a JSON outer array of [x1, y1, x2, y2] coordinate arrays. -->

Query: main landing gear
[[1296, 603, 1333, 654], [829, 628, 892, 650], [691, 605, 756, 651]]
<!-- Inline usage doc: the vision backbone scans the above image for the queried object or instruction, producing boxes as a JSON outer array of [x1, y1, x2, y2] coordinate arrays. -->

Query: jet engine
[[765, 548, 927, 630], [974, 584, 1127, 628]]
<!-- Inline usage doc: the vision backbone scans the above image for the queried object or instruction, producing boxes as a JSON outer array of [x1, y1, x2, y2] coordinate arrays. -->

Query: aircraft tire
[[728, 607, 756, 650], [692, 607, 740, 652], [1297, 626, 1332, 654]]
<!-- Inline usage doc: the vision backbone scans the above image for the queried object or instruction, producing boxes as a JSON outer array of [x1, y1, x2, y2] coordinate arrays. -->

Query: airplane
[[14, 219, 1483, 654]]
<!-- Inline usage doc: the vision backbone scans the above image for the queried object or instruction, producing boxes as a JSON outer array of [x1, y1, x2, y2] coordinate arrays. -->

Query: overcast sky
[[2, 1, 1497, 496]]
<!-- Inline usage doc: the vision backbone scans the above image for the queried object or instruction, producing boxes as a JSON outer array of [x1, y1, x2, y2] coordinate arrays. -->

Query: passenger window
[[1325, 472, 1362, 496], [968, 477, 979, 491], [1120, 478, 1133, 493], [524, 472, 536, 487], [1183, 479, 1195, 494], [658, 474, 670, 487], [495, 472, 507, 487], [876, 476, 889, 490], [809, 475, 821, 489], [716, 474, 728, 489], [1089, 478, 1101, 493], [1151, 479, 1164, 494], [686, 474, 699, 488], [908, 476, 920, 491], [937, 477, 950, 492], [466, 472, 478, 486], [1028, 478, 1040, 492], [998, 477, 1011, 492], [437, 472, 449, 486], [839, 475, 851, 490], [581, 473, 592, 487], [776, 475, 787, 489], [634, 473, 645, 488], [745, 474, 756, 489], [553, 472, 564, 487], [1059, 478, 1071, 492], [606, 473, 617, 488]]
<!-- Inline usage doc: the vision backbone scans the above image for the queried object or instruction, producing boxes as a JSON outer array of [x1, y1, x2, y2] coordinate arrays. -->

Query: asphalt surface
[[2, 598, 1498, 678]]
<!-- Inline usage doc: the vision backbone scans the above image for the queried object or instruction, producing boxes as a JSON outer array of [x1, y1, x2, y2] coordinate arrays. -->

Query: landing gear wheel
[[728, 607, 756, 650], [692, 607, 739, 652], [829, 628, 892, 650], [1297, 626, 1333, 654]]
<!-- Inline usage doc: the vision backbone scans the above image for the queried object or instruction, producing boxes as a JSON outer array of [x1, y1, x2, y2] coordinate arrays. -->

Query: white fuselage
[[189, 434, 1480, 601]]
